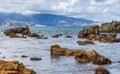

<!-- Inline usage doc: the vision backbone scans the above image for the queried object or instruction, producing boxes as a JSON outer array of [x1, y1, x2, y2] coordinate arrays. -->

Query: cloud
[[0, 0, 120, 22]]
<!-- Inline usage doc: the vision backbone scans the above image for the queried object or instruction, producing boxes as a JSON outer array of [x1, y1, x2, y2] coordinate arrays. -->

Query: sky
[[0, 0, 120, 22]]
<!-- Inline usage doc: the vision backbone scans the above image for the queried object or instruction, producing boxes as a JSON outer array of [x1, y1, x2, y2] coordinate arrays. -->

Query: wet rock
[[50, 44, 67, 56], [77, 40, 94, 45], [88, 34, 120, 43], [94, 66, 110, 74], [65, 35, 72, 38], [78, 25, 99, 38], [27, 33, 40, 37], [50, 44, 111, 65], [21, 55, 28, 58], [75, 50, 111, 65], [52, 34, 62, 38], [4, 26, 41, 38], [30, 57, 42, 61], [0, 60, 36, 74]]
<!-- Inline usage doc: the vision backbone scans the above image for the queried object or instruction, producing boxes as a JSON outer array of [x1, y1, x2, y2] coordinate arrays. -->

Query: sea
[[0, 26, 120, 74]]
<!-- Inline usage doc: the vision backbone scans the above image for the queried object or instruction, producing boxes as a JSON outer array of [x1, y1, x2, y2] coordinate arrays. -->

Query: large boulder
[[0, 60, 36, 74], [78, 25, 99, 38]]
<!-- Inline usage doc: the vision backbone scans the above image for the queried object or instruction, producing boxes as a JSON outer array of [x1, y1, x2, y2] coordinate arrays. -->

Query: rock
[[77, 40, 94, 45], [78, 25, 99, 38], [65, 35, 72, 38], [50, 44, 111, 65], [30, 57, 42, 61], [100, 21, 120, 33], [94, 66, 110, 74], [74, 50, 111, 65], [4, 26, 40, 38], [21, 55, 28, 58], [27, 33, 40, 37], [87, 34, 120, 43], [52, 34, 62, 38], [50, 44, 67, 56], [0, 60, 36, 74]]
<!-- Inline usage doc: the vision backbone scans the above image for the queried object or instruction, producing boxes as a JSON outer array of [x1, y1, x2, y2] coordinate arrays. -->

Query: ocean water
[[0, 26, 120, 74]]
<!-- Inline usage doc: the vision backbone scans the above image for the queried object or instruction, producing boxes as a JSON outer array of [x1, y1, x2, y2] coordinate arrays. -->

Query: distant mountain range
[[0, 13, 94, 26]]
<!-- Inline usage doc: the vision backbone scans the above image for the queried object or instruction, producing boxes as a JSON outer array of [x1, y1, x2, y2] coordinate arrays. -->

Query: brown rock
[[4, 26, 40, 39], [77, 40, 94, 45], [78, 25, 99, 38], [94, 66, 110, 74], [0, 60, 36, 74], [50, 44, 111, 65]]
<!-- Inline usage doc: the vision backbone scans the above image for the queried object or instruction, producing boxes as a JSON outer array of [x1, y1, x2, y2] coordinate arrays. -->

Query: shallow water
[[0, 26, 120, 74]]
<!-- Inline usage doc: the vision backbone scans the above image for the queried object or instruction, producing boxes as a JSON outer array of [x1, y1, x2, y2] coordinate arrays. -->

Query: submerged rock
[[30, 57, 42, 61], [52, 34, 62, 38], [65, 35, 72, 38], [0, 60, 36, 74], [94, 66, 110, 74], [21, 55, 28, 58]]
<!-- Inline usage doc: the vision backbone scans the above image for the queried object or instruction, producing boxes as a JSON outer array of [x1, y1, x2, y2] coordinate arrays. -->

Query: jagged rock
[[50, 44, 67, 55], [94, 66, 110, 74], [100, 21, 120, 33], [78, 25, 99, 38], [0, 60, 36, 74], [74, 50, 111, 65], [50, 44, 111, 65], [77, 40, 94, 45], [4, 26, 41, 38]]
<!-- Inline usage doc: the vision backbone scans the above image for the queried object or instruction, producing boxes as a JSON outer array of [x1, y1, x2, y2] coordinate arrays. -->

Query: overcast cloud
[[0, 0, 120, 22]]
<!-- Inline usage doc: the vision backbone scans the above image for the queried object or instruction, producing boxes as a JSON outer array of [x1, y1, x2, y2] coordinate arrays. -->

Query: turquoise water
[[0, 26, 120, 74]]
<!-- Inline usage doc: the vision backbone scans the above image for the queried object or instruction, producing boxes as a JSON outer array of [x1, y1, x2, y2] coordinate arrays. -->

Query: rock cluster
[[0, 60, 36, 74], [94, 66, 110, 74], [78, 25, 120, 43], [50, 44, 111, 65], [77, 40, 94, 45], [4, 26, 47, 39]]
